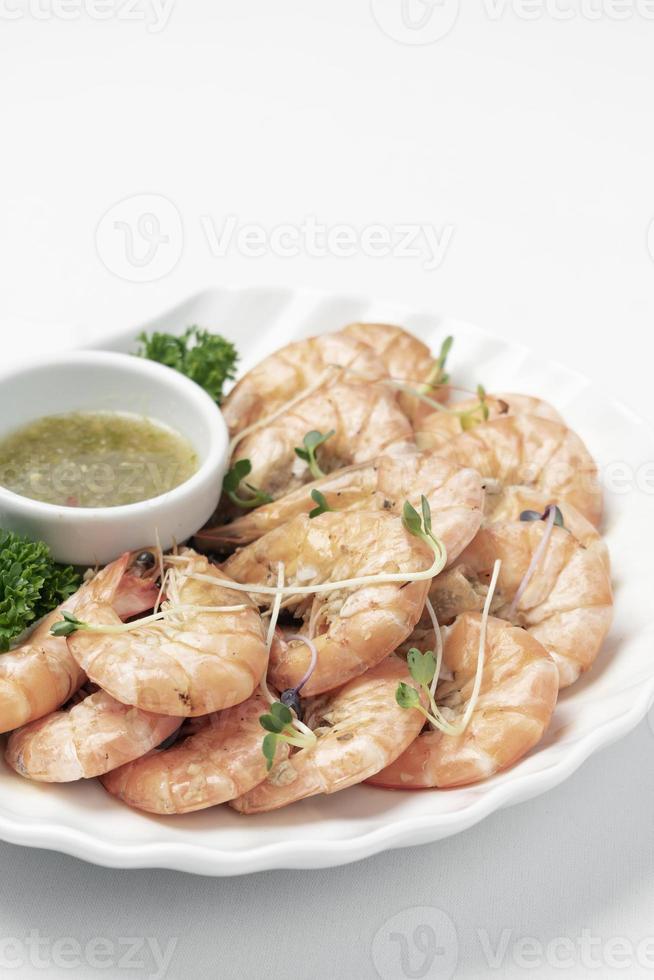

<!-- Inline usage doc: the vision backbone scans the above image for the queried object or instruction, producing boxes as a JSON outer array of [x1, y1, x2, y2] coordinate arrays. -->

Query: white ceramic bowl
[[0, 350, 228, 565]]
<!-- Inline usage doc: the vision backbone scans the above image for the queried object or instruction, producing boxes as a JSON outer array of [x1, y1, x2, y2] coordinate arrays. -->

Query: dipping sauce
[[0, 411, 199, 508]]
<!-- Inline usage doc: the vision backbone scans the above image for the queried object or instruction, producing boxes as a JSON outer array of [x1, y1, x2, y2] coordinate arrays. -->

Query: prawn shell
[[432, 414, 602, 527], [414, 392, 564, 452], [231, 656, 426, 814], [0, 552, 158, 735], [101, 691, 282, 814], [485, 486, 610, 572], [430, 521, 614, 688], [223, 510, 433, 695], [68, 554, 268, 716], [368, 614, 559, 789], [197, 453, 483, 570], [0, 609, 86, 736], [5, 690, 180, 782], [222, 332, 388, 436], [221, 381, 416, 522], [339, 322, 443, 420]]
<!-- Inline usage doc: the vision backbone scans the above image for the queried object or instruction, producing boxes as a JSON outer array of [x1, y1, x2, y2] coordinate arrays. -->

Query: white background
[[1, 3, 654, 978]]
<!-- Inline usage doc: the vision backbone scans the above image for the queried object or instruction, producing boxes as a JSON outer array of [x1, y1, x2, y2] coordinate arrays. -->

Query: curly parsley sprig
[[135, 326, 238, 404], [0, 530, 81, 652]]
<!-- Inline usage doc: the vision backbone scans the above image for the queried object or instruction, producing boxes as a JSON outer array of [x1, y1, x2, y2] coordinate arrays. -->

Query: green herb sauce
[[0, 412, 199, 508]]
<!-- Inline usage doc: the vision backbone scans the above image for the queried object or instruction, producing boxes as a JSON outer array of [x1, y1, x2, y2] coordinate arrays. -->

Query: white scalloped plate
[[1, 286, 652, 876]]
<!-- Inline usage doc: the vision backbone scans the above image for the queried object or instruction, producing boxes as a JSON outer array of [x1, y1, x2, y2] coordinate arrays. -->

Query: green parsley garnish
[[0, 530, 81, 652], [135, 326, 238, 403]]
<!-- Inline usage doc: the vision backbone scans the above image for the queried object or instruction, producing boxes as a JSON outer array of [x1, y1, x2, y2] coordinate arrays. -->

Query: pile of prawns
[[0, 323, 613, 815]]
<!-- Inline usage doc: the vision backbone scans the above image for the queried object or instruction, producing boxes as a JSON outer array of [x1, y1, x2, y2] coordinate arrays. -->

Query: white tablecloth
[[1, 5, 652, 977]]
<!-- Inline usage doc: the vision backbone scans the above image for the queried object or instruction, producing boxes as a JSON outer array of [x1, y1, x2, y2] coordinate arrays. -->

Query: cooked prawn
[[414, 392, 563, 452], [197, 452, 483, 566], [5, 689, 180, 782], [432, 414, 602, 526], [231, 657, 426, 813], [340, 322, 435, 384], [67, 549, 268, 716], [219, 381, 415, 520], [485, 486, 609, 570], [368, 613, 558, 789], [339, 322, 446, 420], [0, 553, 159, 735], [222, 332, 388, 436], [429, 520, 613, 687], [100, 690, 282, 813], [222, 510, 434, 695]]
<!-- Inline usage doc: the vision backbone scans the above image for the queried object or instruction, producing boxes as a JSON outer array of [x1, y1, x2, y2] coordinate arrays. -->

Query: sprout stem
[[228, 366, 339, 457], [283, 633, 319, 693], [451, 559, 501, 735], [51, 604, 247, 637], [508, 505, 557, 620], [187, 545, 444, 601]]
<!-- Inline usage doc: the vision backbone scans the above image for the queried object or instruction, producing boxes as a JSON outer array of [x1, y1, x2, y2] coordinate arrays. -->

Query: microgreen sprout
[[222, 459, 273, 510], [278, 633, 319, 720], [509, 505, 560, 619], [259, 702, 317, 771], [308, 489, 333, 519], [459, 385, 490, 430], [396, 559, 502, 737], [50, 604, 247, 637], [50, 611, 86, 637], [384, 370, 489, 432], [184, 495, 447, 600], [519, 504, 565, 529], [421, 335, 453, 391], [294, 430, 335, 479], [401, 496, 445, 564], [395, 648, 459, 735]]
